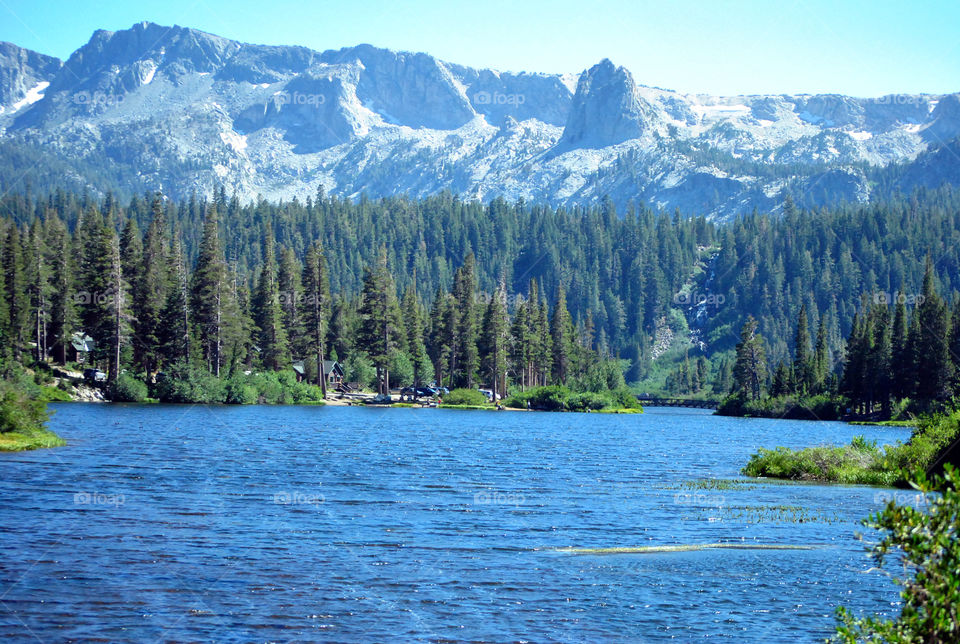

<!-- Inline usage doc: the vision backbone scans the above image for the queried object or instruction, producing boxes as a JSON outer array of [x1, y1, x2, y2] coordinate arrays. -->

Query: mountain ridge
[[0, 21, 958, 219]]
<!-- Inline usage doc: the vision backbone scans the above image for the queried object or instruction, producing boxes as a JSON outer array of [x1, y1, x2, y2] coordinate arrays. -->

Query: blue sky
[[1, 0, 957, 96]]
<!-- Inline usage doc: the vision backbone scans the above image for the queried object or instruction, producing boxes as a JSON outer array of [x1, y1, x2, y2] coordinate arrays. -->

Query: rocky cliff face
[[1, 22, 957, 219], [0, 42, 60, 112]]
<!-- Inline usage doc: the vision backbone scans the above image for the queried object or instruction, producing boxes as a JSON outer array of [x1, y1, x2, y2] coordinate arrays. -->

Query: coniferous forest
[[0, 184, 959, 408]]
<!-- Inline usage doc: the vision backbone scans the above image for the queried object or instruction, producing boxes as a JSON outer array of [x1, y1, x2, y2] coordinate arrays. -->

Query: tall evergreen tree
[[792, 303, 813, 394], [3, 224, 27, 359], [77, 207, 116, 368], [479, 282, 510, 399], [733, 316, 767, 401], [134, 193, 170, 375], [190, 205, 229, 375], [890, 290, 911, 399], [357, 247, 401, 394], [451, 254, 479, 388], [302, 241, 331, 395], [550, 283, 574, 385], [400, 285, 432, 386], [44, 214, 74, 364], [914, 260, 953, 401], [252, 222, 290, 371]]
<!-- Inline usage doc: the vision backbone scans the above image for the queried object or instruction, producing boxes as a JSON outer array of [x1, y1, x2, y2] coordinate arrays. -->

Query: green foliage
[[835, 466, 960, 643], [717, 393, 845, 420], [504, 384, 642, 412], [0, 361, 63, 451], [343, 353, 377, 390], [152, 362, 226, 404], [743, 408, 960, 486], [442, 388, 489, 406], [108, 373, 149, 402]]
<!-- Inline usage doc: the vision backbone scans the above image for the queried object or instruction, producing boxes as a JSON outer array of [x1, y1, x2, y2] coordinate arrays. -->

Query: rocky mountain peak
[[559, 59, 654, 148]]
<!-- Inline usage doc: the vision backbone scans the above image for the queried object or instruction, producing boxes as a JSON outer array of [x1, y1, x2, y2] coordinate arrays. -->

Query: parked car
[[478, 388, 501, 401], [83, 368, 107, 384], [399, 386, 438, 400]]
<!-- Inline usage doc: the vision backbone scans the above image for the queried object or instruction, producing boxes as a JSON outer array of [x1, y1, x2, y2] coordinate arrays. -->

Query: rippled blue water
[[0, 404, 912, 641]]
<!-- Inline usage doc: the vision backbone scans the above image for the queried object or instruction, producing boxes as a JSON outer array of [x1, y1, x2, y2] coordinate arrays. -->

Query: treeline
[[726, 259, 960, 418], [0, 194, 630, 399], [1, 187, 712, 382], [2, 183, 960, 388], [704, 187, 960, 363]]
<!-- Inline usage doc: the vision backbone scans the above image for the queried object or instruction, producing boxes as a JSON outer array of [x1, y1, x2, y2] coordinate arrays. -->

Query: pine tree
[[550, 283, 574, 385], [427, 289, 455, 388], [793, 303, 813, 394], [509, 293, 532, 389], [190, 205, 229, 375], [914, 260, 953, 401], [26, 220, 51, 363], [479, 282, 510, 399], [733, 316, 767, 400], [890, 289, 911, 399], [278, 248, 305, 356], [813, 318, 830, 394], [107, 234, 133, 381], [451, 254, 479, 388], [44, 214, 75, 364], [252, 222, 290, 371], [357, 247, 401, 394], [134, 193, 170, 375], [302, 241, 331, 395], [3, 224, 28, 359], [161, 228, 191, 364], [77, 206, 116, 368], [400, 286, 432, 386]]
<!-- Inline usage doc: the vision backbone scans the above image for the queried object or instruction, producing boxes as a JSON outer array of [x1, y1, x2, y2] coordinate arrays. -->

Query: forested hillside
[[0, 184, 958, 393]]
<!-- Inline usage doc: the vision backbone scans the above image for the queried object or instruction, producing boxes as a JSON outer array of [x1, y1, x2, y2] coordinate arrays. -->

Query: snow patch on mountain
[[8, 80, 49, 112]]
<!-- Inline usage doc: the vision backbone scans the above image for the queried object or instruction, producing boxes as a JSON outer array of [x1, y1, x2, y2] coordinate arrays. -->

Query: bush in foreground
[[442, 388, 489, 407], [108, 373, 149, 402], [835, 466, 960, 642]]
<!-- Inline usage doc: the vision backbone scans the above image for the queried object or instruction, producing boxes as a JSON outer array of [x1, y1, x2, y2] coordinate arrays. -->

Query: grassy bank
[[742, 409, 960, 486], [0, 426, 66, 451]]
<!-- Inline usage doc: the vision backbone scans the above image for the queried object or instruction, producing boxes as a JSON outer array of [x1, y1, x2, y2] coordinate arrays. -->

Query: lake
[[0, 404, 912, 641]]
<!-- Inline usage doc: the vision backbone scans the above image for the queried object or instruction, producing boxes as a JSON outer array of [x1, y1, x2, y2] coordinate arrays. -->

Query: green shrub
[[568, 391, 609, 411], [0, 384, 50, 434], [443, 388, 489, 406], [152, 362, 226, 403], [108, 373, 148, 402], [223, 376, 258, 404], [836, 466, 960, 642], [743, 409, 960, 486]]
